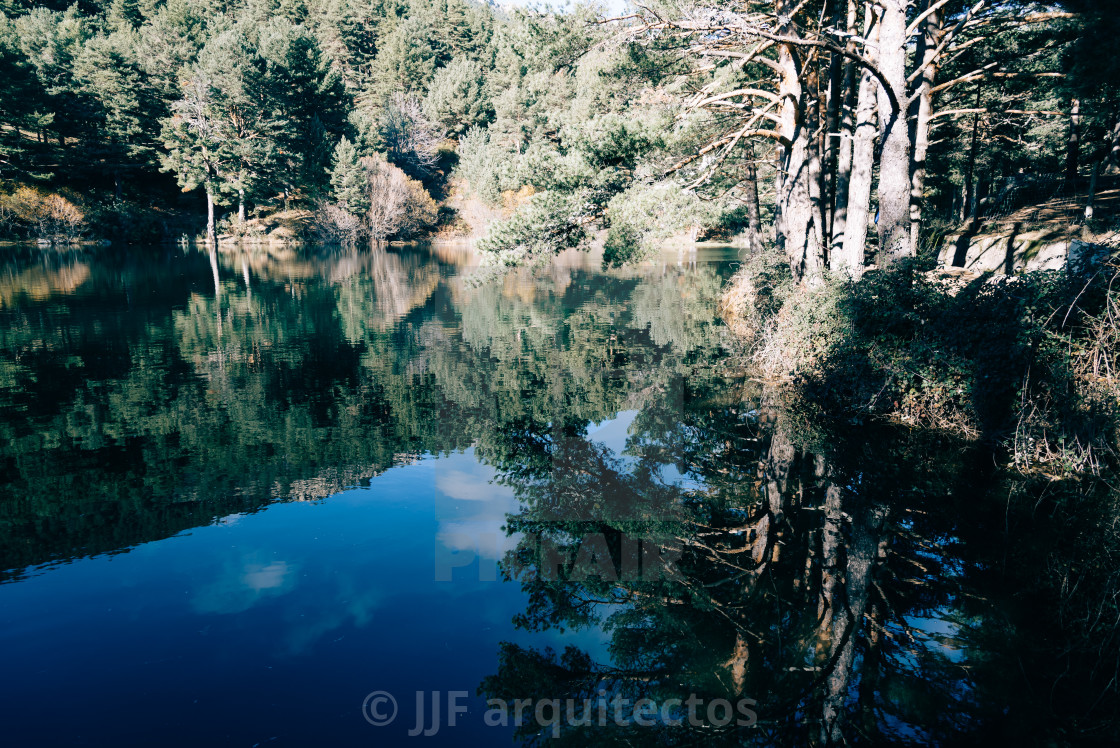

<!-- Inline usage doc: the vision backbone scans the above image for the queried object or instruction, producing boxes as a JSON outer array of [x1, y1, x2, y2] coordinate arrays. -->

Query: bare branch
[[907, 0, 987, 85]]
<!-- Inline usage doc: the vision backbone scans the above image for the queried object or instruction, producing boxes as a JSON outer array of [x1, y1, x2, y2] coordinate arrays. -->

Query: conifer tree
[[423, 55, 491, 137], [330, 136, 370, 216], [160, 76, 230, 242]]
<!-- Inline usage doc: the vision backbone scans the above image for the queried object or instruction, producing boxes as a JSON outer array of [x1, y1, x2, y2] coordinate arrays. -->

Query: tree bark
[[205, 188, 216, 245], [775, 2, 824, 284], [238, 189, 246, 225], [806, 55, 828, 266], [1066, 98, 1081, 183], [908, 0, 943, 256], [875, 0, 912, 263], [829, 0, 860, 262], [743, 144, 763, 252], [838, 7, 879, 278]]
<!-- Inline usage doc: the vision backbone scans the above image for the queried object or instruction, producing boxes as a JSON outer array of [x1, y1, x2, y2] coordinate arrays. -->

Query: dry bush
[[380, 93, 444, 177], [314, 202, 365, 244], [364, 154, 438, 240], [365, 154, 411, 240], [1073, 265, 1120, 389], [0, 186, 86, 242], [399, 178, 438, 237], [1014, 263, 1120, 476], [718, 249, 795, 349]]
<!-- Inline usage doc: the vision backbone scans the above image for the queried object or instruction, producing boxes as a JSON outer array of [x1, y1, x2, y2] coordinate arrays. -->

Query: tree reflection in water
[[0, 245, 1115, 744], [481, 366, 1120, 745]]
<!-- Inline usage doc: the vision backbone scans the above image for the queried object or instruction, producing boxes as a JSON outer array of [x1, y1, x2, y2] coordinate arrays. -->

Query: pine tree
[[256, 18, 350, 200], [330, 136, 370, 216], [160, 76, 231, 242], [196, 28, 279, 220], [107, 0, 143, 33], [423, 55, 491, 137]]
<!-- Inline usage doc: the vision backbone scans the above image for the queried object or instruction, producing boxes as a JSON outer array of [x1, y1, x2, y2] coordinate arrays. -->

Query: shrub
[[314, 202, 364, 244], [316, 153, 439, 242], [0, 186, 86, 242], [723, 255, 1120, 472], [476, 190, 587, 263], [380, 92, 444, 179]]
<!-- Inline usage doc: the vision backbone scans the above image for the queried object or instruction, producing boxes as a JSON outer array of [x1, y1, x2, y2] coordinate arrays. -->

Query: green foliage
[[366, 16, 438, 103], [329, 136, 369, 215], [423, 55, 491, 136], [602, 183, 714, 267], [452, 125, 523, 205], [255, 17, 349, 196], [477, 190, 587, 264]]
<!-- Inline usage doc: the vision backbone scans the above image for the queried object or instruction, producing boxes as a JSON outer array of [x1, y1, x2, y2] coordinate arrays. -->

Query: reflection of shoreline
[[0, 246, 733, 581], [0, 260, 90, 307]]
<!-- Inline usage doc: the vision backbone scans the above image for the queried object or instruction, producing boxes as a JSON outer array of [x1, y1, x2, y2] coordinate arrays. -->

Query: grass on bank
[[720, 250, 1120, 476]]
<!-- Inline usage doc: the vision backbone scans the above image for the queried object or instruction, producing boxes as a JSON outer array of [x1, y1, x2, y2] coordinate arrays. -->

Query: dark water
[[0, 245, 1116, 746]]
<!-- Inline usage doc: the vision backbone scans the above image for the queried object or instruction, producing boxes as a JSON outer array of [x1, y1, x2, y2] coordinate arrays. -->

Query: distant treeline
[[0, 1, 1117, 266]]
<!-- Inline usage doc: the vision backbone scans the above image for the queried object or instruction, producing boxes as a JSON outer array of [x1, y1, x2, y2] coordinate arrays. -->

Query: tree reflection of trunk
[[820, 465, 887, 746], [209, 248, 222, 344], [241, 256, 251, 297]]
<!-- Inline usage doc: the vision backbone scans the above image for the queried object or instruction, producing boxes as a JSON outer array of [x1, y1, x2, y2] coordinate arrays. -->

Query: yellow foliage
[[0, 186, 86, 241]]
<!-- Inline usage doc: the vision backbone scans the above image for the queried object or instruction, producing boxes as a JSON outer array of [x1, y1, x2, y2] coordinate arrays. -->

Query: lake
[[0, 244, 1115, 746]]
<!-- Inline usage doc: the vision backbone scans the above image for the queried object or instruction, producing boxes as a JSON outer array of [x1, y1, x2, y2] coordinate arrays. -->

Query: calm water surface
[[0, 245, 1116, 746]]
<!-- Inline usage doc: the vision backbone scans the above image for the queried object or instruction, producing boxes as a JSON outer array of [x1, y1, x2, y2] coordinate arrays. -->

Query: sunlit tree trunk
[[909, 0, 943, 256], [743, 144, 763, 252], [205, 188, 216, 245], [238, 188, 246, 225], [775, 3, 824, 284], [876, 0, 911, 263], [830, 0, 860, 261], [839, 6, 879, 277]]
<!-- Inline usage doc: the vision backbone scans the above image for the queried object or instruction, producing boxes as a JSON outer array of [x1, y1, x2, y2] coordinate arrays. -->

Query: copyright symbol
[[362, 691, 398, 726]]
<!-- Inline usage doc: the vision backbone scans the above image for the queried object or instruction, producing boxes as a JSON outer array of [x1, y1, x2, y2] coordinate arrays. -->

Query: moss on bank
[[721, 251, 1120, 476]]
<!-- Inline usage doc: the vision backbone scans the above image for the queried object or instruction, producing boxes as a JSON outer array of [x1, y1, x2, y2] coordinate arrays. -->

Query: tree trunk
[[806, 56, 828, 267], [775, 4, 824, 285], [205, 189, 216, 245], [838, 7, 879, 278], [875, 0, 912, 263], [909, 0, 943, 256], [964, 86, 982, 221], [1084, 159, 1100, 221], [1066, 98, 1081, 183], [743, 144, 763, 252], [238, 189, 246, 224], [821, 0, 849, 251], [829, 0, 860, 262]]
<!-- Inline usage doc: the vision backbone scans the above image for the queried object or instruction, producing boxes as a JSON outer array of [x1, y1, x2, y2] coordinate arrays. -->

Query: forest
[[0, 0, 1114, 267]]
